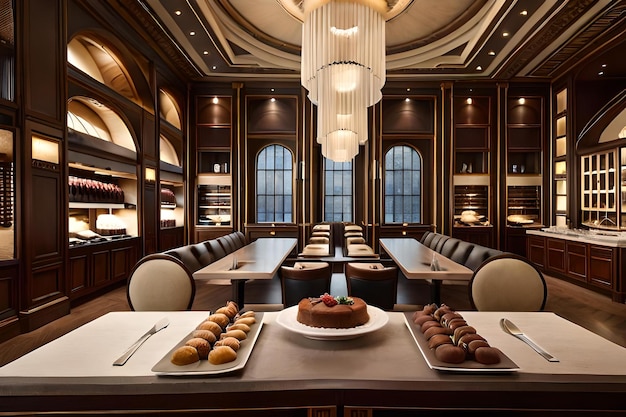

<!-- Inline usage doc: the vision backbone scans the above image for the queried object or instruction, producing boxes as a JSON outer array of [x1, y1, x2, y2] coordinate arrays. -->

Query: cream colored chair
[[469, 254, 547, 311], [127, 254, 196, 311]]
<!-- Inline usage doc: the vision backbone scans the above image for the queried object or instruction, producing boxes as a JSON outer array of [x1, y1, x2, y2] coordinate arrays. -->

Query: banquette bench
[[163, 231, 247, 275], [420, 230, 505, 271], [418, 231, 547, 311], [125, 231, 248, 310]]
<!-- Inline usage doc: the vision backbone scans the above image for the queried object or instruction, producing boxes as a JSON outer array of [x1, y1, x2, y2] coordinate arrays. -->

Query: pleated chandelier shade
[[301, 0, 386, 162]]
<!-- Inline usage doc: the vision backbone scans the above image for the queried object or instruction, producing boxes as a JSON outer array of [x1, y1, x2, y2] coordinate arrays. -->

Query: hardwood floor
[[1, 272, 625, 367]]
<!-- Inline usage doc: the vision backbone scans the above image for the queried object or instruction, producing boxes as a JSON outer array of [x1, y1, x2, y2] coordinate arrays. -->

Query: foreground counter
[[1, 310, 626, 416]]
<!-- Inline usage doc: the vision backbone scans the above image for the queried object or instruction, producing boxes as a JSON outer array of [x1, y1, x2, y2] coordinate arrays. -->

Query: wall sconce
[[145, 167, 156, 183], [32, 135, 59, 164]]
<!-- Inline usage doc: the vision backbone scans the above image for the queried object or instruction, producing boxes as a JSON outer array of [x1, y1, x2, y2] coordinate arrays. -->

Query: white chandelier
[[301, 0, 386, 162]]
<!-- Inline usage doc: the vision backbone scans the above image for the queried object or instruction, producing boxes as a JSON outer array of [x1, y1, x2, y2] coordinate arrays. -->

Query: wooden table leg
[[231, 279, 247, 309], [431, 280, 442, 305]]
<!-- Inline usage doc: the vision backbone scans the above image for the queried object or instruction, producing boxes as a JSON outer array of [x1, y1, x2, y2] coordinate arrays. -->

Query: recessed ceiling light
[[406, 88, 411, 92], [601, 64, 607, 68], [271, 88, 275, 92], [488, 50, 496, 56], [212, 65, 217, 70], [405, 98, 410, 102], [520, 10, 528, 16], [203, 51, 209, 55], [175, 10, 182, 16], [212, 97, 218, 104], [476, 65, 483, 71], [518, 98, 526, 105], [466, 98, 473, 105], [502, 32, 509, 37], [598, 71, 604, 76], [271, 98, 276, 102], [189, 31, 196, 36]]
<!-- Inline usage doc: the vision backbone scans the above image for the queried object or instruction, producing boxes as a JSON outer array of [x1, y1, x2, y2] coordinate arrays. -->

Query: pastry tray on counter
[[403, 313, 518, 372], [152, 312, 264, 376]]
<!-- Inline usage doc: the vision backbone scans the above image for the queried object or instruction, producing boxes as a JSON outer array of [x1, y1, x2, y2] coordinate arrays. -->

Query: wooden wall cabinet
[[68, 237, 139, 301], [527, 232, 625, 302]]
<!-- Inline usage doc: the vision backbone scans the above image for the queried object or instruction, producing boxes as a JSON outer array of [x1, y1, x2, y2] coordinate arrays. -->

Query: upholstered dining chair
[[126, 254, 196, 311], [345, 262, 398, 311], [280, 262, 332, 307], [469, 254, 547, 311]]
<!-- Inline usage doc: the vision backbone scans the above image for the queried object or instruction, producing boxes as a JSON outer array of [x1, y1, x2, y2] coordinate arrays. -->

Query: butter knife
[[500, 318, 559, 362], [113, 317, 170, 366]]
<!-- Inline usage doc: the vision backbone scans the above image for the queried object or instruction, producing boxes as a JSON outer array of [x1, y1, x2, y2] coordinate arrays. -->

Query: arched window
[[256, 144, 293, 222], [384, 145, 422, 223], [324, 159, 353, 222]]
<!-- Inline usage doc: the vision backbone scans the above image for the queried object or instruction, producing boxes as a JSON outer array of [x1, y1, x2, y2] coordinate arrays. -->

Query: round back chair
[[127, 254, 196, 311], [469, 254, 547, 311], [345, 263, 398, 311], [280, 262, 332, 307]]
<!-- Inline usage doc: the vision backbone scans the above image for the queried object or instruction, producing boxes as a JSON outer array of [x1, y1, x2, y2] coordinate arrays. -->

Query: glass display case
[[581, 150, 617, 229], [453, 185, 489, 226], [507, 185, 541, 226], [197, 175, 231, 226]]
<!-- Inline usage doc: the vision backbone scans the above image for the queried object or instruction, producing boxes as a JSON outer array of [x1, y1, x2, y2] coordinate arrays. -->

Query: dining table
[[379, 237, 474, 303], [193, 237, 297, 308], [1, 309, 625, 415]]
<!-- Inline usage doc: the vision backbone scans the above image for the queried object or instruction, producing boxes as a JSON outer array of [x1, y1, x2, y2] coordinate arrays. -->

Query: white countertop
[[527, 228, 626, 247]]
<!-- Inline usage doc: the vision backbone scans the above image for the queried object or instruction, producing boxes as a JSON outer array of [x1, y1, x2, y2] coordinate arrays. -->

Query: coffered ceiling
[[119, 0, 625, 83]]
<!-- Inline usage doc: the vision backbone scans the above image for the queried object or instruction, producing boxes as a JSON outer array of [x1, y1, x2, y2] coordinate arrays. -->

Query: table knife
[[113, 317, 170, 366], [500, 318, 559, 362]]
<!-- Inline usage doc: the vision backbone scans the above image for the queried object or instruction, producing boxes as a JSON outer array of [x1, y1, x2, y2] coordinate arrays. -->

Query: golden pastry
[[214, 336, 240, 351], [208, 345, 237, 365], [192, 329, 217, 344], [216, 306, 237, 319], [185, 337, 211, 359], [234, 317, 256, 326], [208, 313, 230, 328], [197, 320, 223, 338], [220, 329, 247, 341], [227, 323, 250, 333], [171, 346, 200, 366]]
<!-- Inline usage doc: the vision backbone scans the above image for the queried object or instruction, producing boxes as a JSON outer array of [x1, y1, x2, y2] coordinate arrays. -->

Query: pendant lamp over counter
[[301, 0, 386, 162]]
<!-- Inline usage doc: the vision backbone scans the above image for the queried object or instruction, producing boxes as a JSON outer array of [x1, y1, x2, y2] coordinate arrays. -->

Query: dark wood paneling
[[452, 226, 493, 248], [247, 96, 297, 134], [143, 185, 157, 255], [566, 241, 587, 281], [589, 245, 615, 289], [527, 235, 546, 269], [69, 238, 140, 302], [546, 238, 566, 273], [160, 227, 184, 251], [31, 172, 60, 262], [24, 0, 63, 121], [69, 254, 88, 294], [381, 98, 434, 134], [142, 112, 157, 160], [0, 262, 19, 343]]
